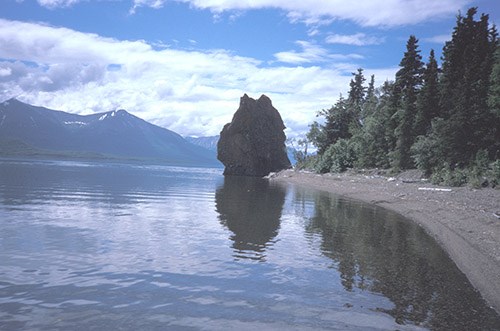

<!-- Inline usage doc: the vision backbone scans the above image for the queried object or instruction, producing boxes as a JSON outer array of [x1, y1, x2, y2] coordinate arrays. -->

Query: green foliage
[[294, 154, 320, 171], [437, 8, 498, 164], [489, 46, 500, 116], [410, 117, 450, 174], [466, 150, 490, 188], [414, 49, 440, 137], [429, 151, 499, 188], [305, 121, 324, 151], [348, 68, 367, 112], [488, 46, 500, 158], [316, 96, 357, 154], [315, 139, 356, 173], [362, 75, 377, 119], [492, 160, 500, 187], [430, 164, 468, 187], [355, 115, 389, 168], [391, 35, 424, 170], [297, 6, 499, 188], [411, 135, 437, 175]]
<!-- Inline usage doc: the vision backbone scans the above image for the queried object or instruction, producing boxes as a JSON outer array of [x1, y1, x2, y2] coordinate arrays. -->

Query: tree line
[[295, 8, 500, 187]]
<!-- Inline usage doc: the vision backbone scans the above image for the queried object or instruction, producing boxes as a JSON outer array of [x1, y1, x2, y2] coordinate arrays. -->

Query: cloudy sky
[[1, 0, 498, 138]]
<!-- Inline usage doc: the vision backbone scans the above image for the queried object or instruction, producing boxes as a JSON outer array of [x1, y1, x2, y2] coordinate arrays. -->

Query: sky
[[1, 0, 498, 138]]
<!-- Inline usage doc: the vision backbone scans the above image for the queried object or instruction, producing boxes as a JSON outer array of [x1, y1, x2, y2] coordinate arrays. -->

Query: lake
[[0, 159, 499, 330]]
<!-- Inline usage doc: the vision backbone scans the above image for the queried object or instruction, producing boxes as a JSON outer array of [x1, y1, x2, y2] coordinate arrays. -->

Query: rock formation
[[217, 94, 292, 176]]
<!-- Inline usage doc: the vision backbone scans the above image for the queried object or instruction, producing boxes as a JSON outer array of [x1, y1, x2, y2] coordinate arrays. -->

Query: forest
[[294, 7, 500, 187]]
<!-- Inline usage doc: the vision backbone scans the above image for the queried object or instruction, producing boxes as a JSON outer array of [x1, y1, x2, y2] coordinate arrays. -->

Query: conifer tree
[[391, 35, 424, 169], [437, 8, 498, 165], [348, 68, 367, 110], [488, 45, 500, 158], [414, 49, 440, 137], [366, 75, 375, 100], [363, 75, 377, 119], [316, 96, 353, 154], [357, 80, 394, 168], [489, 46, 500, 117], [347, 68, 366, 133]]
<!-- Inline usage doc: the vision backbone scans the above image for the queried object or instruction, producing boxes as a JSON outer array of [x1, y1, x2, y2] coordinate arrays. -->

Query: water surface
[[0, 159, 499, 330]]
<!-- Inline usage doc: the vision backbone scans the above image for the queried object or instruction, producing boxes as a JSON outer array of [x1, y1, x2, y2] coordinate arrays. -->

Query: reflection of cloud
[[215, 176, 285, 261]]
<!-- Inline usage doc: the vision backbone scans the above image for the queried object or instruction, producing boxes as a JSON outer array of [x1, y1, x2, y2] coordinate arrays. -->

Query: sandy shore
[[270, 169, 500, 314]]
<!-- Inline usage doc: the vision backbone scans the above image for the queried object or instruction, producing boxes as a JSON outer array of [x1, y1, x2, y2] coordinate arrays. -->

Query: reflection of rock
[[217, 94, 292, 177], [215, 176, 285, 261]]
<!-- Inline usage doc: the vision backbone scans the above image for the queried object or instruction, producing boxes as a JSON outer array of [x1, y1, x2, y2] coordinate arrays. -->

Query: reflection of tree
[[215, 176, 285, 262], [298, 190, 500, 330]]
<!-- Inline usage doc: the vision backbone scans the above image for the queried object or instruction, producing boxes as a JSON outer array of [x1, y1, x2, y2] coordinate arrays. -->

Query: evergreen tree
[[391, 35, 424, 170], [306, 121, 325, 153], [363, 74, 377, 119], [348, 68, 367, 110], [414, 49, 440, 137], [316, 96, 354, 154], [356, 81, 394, 168], [347, 69, 367, 134], [488, 45, 500, 158], [489, 46, 500, 116], [437, 8, 498, 165], [366, 75, 375, 100]]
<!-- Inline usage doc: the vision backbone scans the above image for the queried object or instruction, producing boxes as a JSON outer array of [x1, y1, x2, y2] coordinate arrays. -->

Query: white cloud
[[34, 0, 471, 28], [37, 0, 82, 9], [0, 19, 396, 138], [325, 33, 384, 46], [274, 41, 329, 64], [422, 34, 450, 44], [174, 0, 472, 27], [274, 40, 363, 65], [130, 0, 165, 14], [0, 67, 12, 77]]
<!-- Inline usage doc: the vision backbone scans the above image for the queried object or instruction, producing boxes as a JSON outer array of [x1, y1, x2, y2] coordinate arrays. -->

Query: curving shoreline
[[270, 169, 500, 314]]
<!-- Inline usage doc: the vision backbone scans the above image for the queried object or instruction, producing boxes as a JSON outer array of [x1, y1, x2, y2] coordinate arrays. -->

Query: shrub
[[411, 135, 436, 175], [295, 154, 320, 171], [431, 164, 468, 187], [315, 139, 357, 173], [467, 150, 490, 188], [491, 159, 500, 188]]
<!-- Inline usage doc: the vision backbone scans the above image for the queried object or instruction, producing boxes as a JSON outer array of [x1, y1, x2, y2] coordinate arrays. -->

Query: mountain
[[0, 98, 221, 167], [185, 135, 219, 152]]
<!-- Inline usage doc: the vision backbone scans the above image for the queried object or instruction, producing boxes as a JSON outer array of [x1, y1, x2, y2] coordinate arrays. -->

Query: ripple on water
[[1, 160, 499, 330]]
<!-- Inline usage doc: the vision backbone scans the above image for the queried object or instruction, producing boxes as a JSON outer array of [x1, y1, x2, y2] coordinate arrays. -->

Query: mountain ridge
[[0, 98, 221, 167]]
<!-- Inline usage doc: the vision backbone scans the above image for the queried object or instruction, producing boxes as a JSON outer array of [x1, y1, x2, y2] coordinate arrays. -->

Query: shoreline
[[270, 169, 500, 314]]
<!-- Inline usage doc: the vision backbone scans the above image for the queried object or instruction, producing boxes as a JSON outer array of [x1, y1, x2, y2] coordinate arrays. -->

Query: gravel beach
[[270, 169, 500, 314]]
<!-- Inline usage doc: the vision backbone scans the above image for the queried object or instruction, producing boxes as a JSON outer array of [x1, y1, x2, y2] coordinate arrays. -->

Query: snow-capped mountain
[[0, 98, 220, 167]]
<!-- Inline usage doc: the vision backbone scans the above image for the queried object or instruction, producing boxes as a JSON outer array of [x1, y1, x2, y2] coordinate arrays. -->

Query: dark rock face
[[217, 94, 292, 176]]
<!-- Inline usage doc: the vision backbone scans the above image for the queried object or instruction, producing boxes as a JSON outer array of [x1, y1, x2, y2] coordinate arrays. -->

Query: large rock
[[217, 94, 292, 176]]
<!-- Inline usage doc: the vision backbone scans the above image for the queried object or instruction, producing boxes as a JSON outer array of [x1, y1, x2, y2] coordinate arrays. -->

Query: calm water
[[0, 159, 499, 330]]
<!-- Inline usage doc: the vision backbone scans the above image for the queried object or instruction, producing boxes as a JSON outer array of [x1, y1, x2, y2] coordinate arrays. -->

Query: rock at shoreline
[[217, 94, 292, 177]]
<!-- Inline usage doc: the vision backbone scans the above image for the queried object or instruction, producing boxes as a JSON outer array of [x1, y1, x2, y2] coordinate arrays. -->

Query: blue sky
[[1, 0, 498, 138]]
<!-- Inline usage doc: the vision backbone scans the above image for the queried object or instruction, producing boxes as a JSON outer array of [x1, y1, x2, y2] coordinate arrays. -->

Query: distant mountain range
[[0, 98, 221, 167], [185, 136, 219, 152]]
